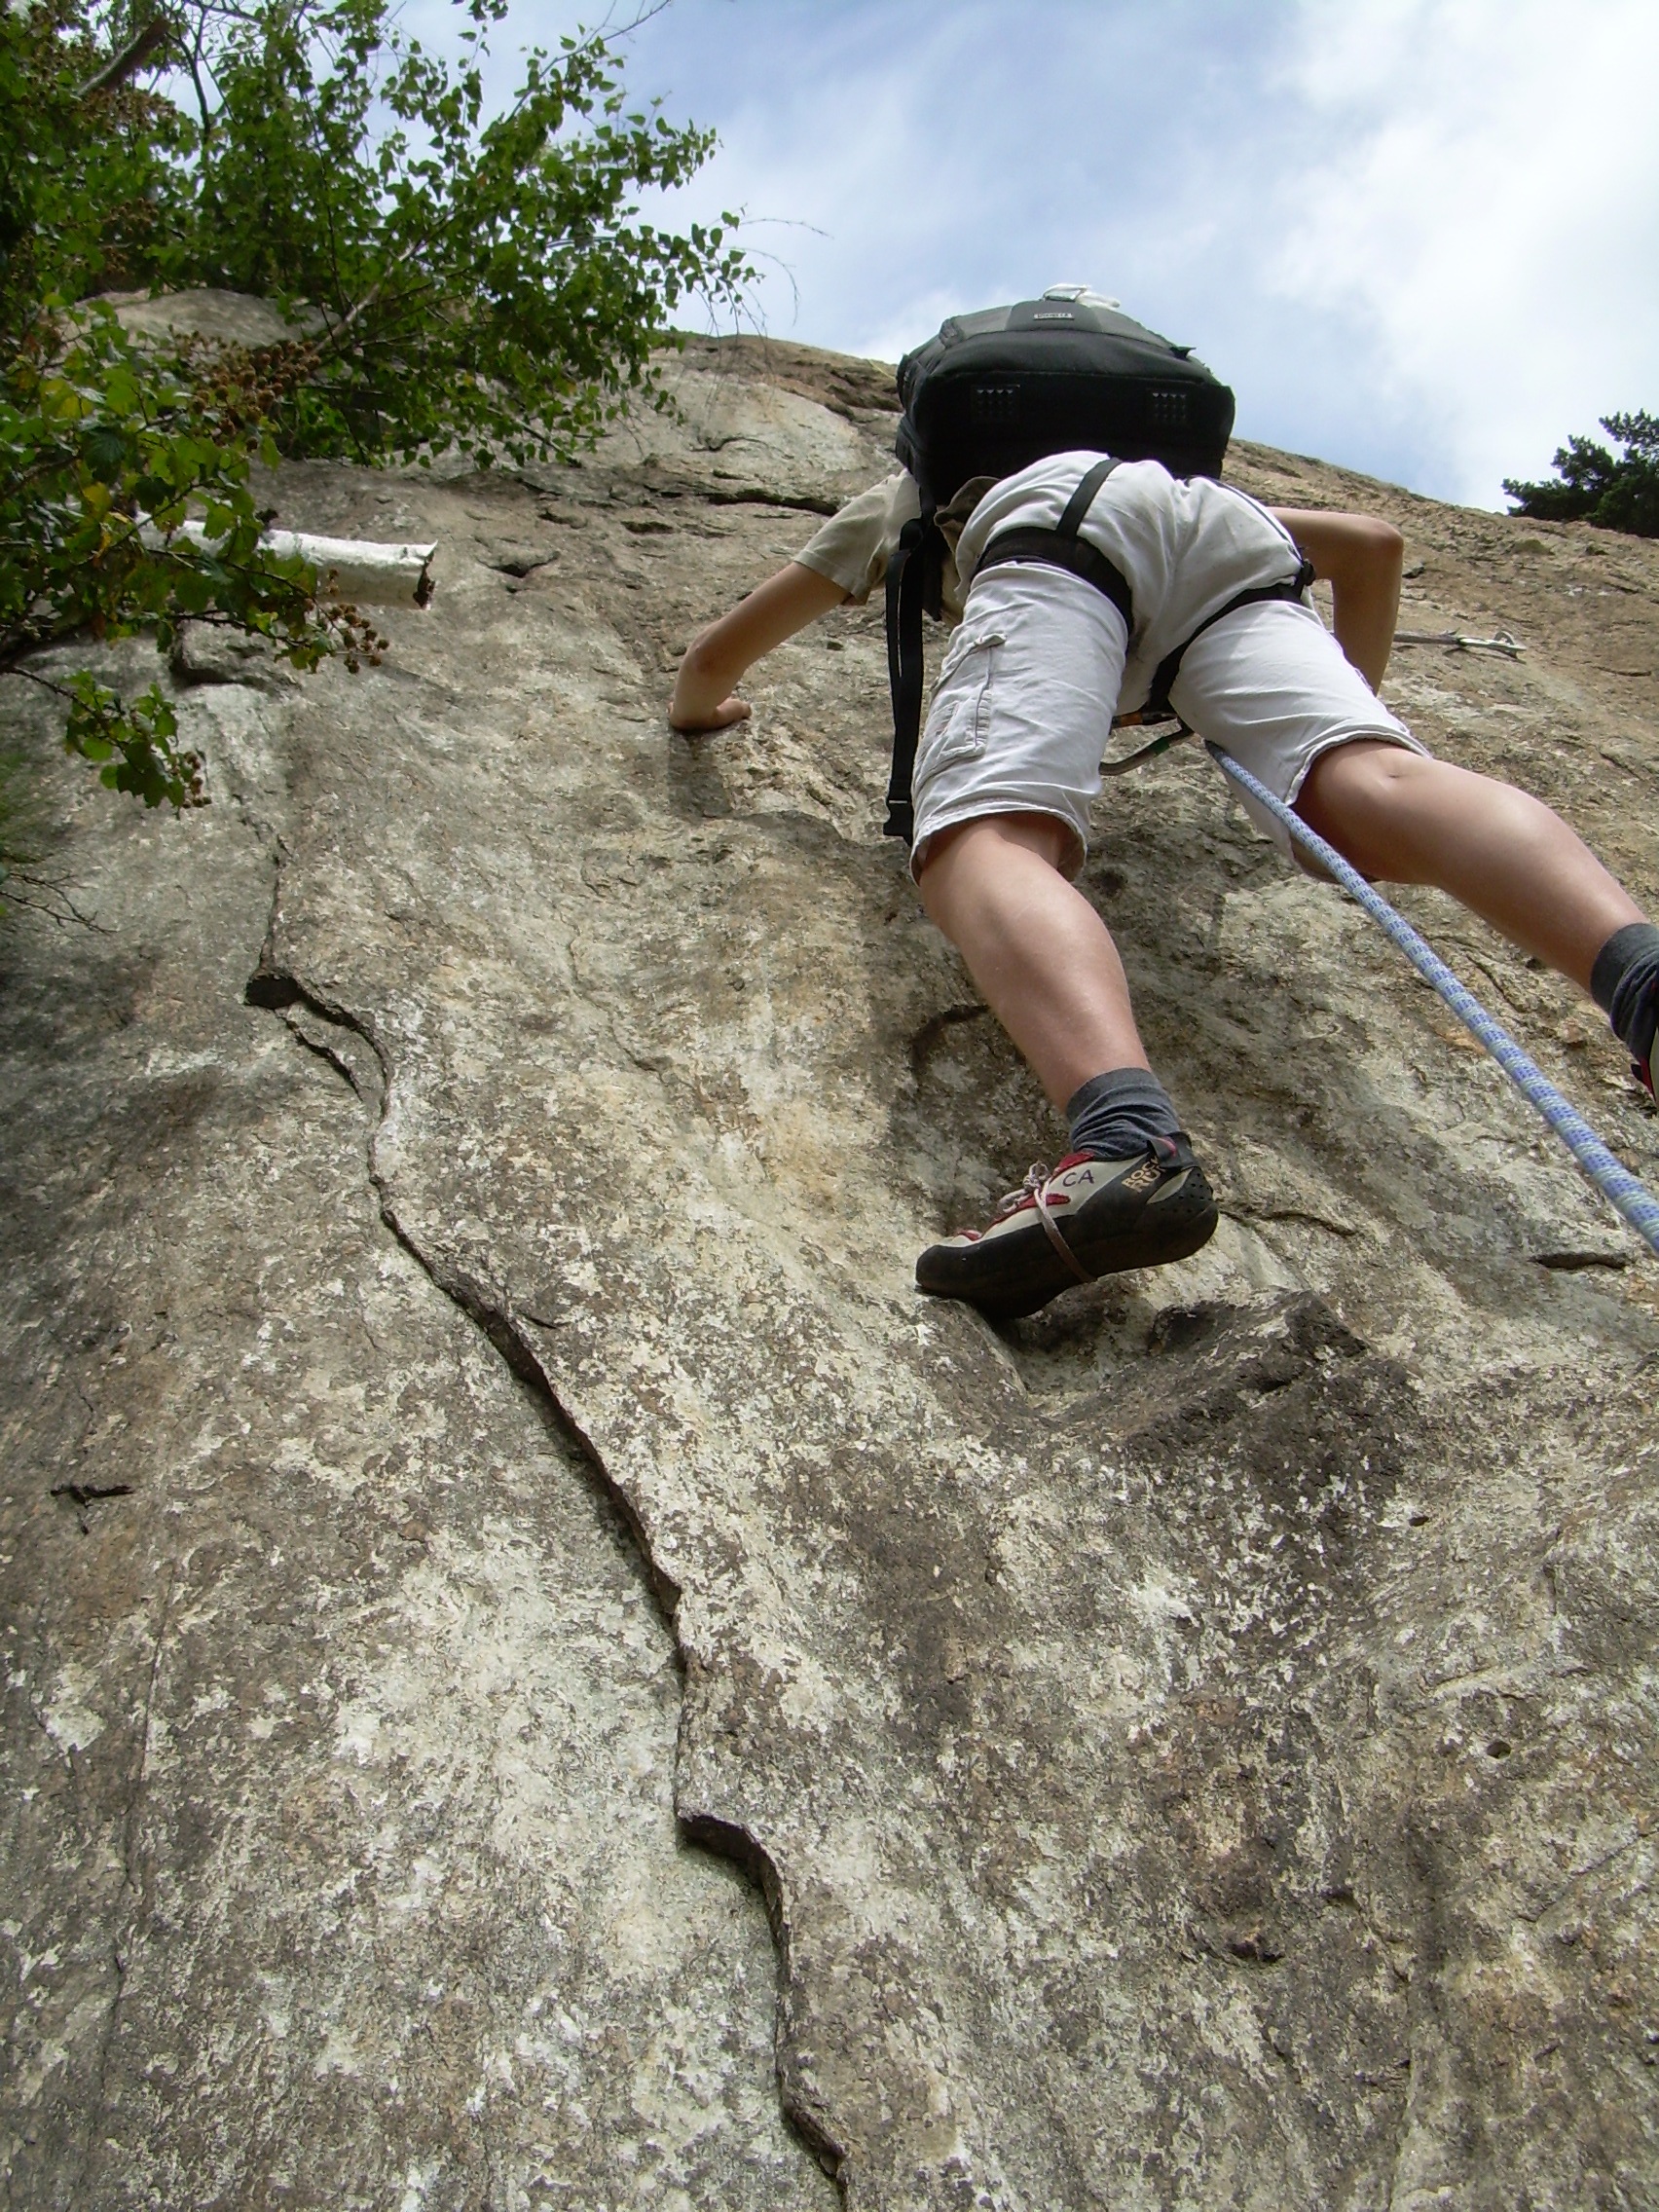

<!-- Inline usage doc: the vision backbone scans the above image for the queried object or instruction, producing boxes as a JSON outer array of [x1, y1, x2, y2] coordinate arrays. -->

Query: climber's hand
[[670, 693, 752, 734], [670, 562, 848, 734]]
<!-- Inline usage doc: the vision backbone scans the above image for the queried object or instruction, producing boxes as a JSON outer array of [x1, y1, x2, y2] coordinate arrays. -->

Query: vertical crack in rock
[[67, 1556, 178, 2206], [676, 1806, 848, 2184], [242, 939, 844, 2191]]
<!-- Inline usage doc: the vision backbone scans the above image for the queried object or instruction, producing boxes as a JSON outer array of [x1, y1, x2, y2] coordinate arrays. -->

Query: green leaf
[[3, 0, 751, 820]]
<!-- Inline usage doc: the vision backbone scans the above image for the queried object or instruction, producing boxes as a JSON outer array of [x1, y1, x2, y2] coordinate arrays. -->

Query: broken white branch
[[233, 526, 436, 608], [142, 520, 437, 606], [1393, 626, 1525, 658]]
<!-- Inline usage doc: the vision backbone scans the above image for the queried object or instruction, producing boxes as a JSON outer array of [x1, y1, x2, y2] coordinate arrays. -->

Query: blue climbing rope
[[1207, 743, 1659, 1261]]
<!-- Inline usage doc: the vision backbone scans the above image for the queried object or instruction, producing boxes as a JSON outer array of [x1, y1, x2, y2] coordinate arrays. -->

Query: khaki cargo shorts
[[910, 562, 1423, 878]]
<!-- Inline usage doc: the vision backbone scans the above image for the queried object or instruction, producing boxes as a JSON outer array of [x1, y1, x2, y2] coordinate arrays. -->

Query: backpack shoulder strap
[[1055, 455, 1122, 540], [883, 513, 936, 843]]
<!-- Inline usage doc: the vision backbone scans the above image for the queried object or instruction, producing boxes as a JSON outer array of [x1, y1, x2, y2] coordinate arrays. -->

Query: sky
[[406, 0, 1659, 510]]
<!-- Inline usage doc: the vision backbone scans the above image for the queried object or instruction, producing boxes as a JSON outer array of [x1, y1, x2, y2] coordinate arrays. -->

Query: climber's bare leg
[[1296, 741, 1645, 992], [915, 812, 1151, 1110]]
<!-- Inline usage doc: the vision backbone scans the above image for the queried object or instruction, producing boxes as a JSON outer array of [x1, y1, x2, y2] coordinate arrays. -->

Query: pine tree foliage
[[1503, 411, 1659, 539]]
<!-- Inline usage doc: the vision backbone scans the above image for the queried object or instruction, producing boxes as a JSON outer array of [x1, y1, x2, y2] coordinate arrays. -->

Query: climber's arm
[[1272, 508, 1404, 692], [670, 562, 850, 732]]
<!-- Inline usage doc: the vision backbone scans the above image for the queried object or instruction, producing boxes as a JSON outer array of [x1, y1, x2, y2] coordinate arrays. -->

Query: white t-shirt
[[795, 456, 1307, 715]]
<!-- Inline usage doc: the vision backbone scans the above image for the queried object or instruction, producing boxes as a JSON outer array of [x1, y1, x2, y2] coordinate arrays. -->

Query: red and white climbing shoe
[[916, 1137, 1219, 1323]]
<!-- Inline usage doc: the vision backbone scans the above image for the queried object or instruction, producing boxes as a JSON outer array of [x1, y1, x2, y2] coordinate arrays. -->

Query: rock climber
[[670, 446, 1659, 1322]]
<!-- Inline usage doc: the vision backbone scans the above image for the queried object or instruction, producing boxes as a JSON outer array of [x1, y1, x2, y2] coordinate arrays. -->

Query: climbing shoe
[[916, 1136, 1219, 1323]]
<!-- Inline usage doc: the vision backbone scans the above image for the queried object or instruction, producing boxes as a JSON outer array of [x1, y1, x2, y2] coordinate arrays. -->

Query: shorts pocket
[[924, 630, 1005, 770]]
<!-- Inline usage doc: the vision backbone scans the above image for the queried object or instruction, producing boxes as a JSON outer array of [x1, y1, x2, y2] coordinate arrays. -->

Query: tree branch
[[0, 864, 112, 932], [141, 519, 438, 605], [3, 661, 82, 703], [76, 14, 174, 99], [318, 235, 424, 352]]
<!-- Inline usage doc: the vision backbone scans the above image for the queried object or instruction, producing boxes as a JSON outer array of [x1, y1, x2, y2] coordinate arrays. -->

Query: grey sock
[[1065, 1068, 1183, 1160], [1591, 922, 1659, 1066]]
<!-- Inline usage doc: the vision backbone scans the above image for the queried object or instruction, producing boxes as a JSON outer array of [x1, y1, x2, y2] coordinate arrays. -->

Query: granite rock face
[[4, 330, 1659, 2210]]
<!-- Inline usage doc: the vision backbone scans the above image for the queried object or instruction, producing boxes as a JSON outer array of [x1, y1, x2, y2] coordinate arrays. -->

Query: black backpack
[[883, 290, 1237, 842]]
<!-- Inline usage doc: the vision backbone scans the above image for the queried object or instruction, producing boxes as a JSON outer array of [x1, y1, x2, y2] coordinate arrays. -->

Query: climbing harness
[[988, 466, 1313, 787], [1207, 744, 1659, 1261], [887, 448, 1310, 839]]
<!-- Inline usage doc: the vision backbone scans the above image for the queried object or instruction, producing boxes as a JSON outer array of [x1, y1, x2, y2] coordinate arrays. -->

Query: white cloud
[[398, 0, 1659, 508], [1266, 0, 1659, 503]]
